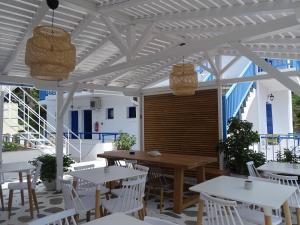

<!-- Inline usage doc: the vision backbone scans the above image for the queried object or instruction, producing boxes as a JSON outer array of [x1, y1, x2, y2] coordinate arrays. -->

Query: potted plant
[[277, 148, 299, 168], [218, 117, 265, 175], [114, 132, 136, 151], [30, 154, 74, 190]]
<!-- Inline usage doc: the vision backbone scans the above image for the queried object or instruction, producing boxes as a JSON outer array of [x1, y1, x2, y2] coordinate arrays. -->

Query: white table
[[258, 161, 300, 176], [0, 162, 35, 218], [81, 213, 151, 225], [190, 176, 297, 225], [69, 166, 147, 218]]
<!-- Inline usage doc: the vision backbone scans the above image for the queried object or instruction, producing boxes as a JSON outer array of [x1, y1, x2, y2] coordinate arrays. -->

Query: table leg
[[173, 168, 184, 213], [26, 174, 34, 218], [296, 208, 300, 225], [19, 172, 24, 205], [283, 201, 292, 225], [95, 187, 101, 219], [196, 197, 204, 225], [196, 167, 206, 183]]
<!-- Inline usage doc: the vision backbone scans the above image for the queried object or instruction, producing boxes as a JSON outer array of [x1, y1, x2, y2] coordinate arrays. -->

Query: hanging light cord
[[182, 56, 185, 75]]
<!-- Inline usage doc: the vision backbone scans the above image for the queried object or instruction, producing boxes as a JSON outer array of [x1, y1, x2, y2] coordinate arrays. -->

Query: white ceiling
[[1, 0, 300, 95]]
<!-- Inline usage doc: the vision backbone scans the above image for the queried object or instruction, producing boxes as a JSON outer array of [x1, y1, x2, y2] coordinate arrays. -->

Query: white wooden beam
[[142, 70, 300, 95], [62, 15, 300, 84], [133, 0, 299, 24], [220, 56, 241, 75], [101, 15, 129, 55], [124, 57, 181, 87], [71, 14, 98, 40], [131, 23, 155, 57], [55, 89, 64, 190], [2, 1, 48, 74], [98, 0, 149, 12], [58, 83, 78, 118], [205, 52, 219, 76], [231, 42, 300, 96]]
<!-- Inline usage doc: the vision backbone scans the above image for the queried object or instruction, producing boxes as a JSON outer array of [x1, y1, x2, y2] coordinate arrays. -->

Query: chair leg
[[8, 190, 14, 219], [160, 187, 164, 214], [105, 193, 109, 200], [32, 189, 39, 213], [86, 210, 91, 222], [0, 185, 4, 211], [143, 198, 147, 216], [138, 209, 144, 220], [100, 206, 104, 217]]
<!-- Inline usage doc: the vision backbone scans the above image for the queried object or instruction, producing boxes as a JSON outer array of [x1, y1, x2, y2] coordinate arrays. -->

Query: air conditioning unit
[[131, 97, 139, 106], [90, 97, 101, 110]]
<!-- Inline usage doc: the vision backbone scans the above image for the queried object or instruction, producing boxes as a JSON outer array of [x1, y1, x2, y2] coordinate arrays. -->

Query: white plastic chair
[[27, 208, 77, 225], [101, 167, 148, 219], [200, 192, 255, 225], [144, 216, 178, 225], [7, 161, 42, 218], [60, 178, 97, 221], [266, 173, 300, 209], [246, 161, 261, 177], [124, 159, 137, 168]]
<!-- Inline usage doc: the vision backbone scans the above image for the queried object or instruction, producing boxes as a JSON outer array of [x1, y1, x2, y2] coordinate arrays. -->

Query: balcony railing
[[63, 132, 119, 143]]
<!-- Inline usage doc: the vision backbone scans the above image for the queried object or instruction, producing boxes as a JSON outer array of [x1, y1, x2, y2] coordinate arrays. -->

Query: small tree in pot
[[218, 117, 265, 175], [114, 132, 136, 150], [30, 154, 74, 190]]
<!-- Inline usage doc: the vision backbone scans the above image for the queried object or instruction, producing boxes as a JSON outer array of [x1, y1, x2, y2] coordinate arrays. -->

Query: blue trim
[[71, 111, 79, 139], [266, 103, 273, 134], [83, 110, 92, 139], [39, 90, 56, 101]]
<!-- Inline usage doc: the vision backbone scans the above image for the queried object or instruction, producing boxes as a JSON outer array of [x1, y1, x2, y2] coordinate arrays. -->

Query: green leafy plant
[[218, 117, 265, 175], [114, 132, 136, 150], [30, 154, 74, 182], [3, 141, 25, 152], [277, 148, 299, 164]]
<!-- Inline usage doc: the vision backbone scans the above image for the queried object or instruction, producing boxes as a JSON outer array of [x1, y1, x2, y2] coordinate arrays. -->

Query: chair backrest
[[144, 216, 178, 225], [124, 159, 137, 168], [134, 164, 149, 173], [114, 171, 147, 212], [73, 164, 95, 189], [248, 176, 278, 183], [73, 164, 95, 171], [246, 161, 260, 177], [27, 208, 77, 225], [32, 161, 42, 189], [200, 192, 246, 225], [59, 178, 86, 212], [266, 172, 300, 206]]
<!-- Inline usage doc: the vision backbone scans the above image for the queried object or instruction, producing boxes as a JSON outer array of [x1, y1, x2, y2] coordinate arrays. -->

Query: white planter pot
[[43, 180, 56, 191]]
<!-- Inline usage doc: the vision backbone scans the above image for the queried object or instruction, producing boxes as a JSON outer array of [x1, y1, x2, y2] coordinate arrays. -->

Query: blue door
[[70, 111, 78, 139], [266, 103, 273, 134], [84, 110, 92, 139]]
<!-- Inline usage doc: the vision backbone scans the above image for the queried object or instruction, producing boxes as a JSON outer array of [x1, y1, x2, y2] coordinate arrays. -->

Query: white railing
[[252, 133, 300, 161], [3, 86, 83, 161]]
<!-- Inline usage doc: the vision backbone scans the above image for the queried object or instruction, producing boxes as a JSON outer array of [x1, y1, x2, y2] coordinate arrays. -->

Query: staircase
[[2, 86, 83, 161], [222, 59, 300, 138]]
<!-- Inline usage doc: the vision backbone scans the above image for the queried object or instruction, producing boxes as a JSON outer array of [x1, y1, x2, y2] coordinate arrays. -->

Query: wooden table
[[190, 176, 296, 225], [0, 162, 35, 218], [97, 150, 217, 213], [69, 166, 147, 219], [81, 213, 151, 225]]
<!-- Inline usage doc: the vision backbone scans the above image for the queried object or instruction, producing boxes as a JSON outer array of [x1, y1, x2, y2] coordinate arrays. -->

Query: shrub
[[114, 132, 136, 150], [218, 117, 265, 175]]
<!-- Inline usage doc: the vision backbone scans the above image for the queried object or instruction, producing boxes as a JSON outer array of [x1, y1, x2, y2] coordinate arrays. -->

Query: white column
[[0, 88, 4, 163], [139, 95, 144, 151], [217, 83, 224, 170], [216, 55, 224, 170], [55, 89, 64, 190]]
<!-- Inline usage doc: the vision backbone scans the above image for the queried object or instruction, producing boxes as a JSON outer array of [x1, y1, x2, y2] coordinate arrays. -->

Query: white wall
[[243, 80, 293, 134], [44, 93, 140, 149], [3, 103, 23, 134]]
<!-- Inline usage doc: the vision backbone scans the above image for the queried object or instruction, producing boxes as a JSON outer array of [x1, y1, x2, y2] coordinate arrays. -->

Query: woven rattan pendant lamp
[[169, 43, 198, 96], [25, 0, 76, 81]]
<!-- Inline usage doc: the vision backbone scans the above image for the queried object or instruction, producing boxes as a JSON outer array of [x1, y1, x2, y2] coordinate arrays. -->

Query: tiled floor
[[0, 181, 199, 225], [0, 180, 300, 225]]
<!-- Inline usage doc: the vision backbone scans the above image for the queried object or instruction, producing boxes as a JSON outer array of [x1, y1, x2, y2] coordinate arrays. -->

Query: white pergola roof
[[1, 0, 300, 95]]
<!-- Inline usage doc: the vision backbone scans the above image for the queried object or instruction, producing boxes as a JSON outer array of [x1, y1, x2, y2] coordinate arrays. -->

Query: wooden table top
[[98, 150, 217, 169]]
